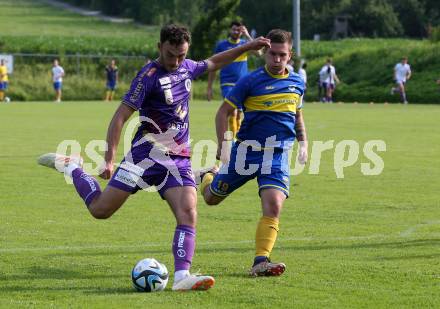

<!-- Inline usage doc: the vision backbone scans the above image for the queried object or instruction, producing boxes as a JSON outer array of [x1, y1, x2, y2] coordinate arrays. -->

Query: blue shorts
[[210, 142, 291, 198], [0, 82, 8, 90], [53, 82, 62, 90], [106, 81, 117, 90]]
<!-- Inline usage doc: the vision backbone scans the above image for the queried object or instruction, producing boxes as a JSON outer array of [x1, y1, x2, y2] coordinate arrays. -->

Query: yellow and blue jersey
[[0, 65, 8, 82], [225, 65, 305, 149], [214, 38, 248, 87]]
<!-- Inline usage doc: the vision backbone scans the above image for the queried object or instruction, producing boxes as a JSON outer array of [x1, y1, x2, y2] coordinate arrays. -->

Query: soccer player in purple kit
[[38, 24, 270, 291]]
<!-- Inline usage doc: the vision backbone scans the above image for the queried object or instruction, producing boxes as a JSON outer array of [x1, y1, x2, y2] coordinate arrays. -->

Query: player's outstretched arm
[[206, 37, 270, 72], [240, 25, 263, 57], [295, 110, 308, 165], [215, 101, 235, 161], [100, 103, 135, 179]]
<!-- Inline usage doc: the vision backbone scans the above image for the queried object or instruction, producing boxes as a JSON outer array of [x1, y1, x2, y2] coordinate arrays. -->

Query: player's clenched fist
[[298, 141, 308, 165], [247, 37, 271, 51], [99, 161, 114, 179]]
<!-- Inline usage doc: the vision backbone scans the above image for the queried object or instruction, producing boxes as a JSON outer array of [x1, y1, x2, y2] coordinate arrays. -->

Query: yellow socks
[[236, 116, 242, 132], [228, 116, 237, 137], [200, 172, 214, 195], [255, 216, 279, 257], [105, 91, 115, 101], [0, 91, 4, 101]]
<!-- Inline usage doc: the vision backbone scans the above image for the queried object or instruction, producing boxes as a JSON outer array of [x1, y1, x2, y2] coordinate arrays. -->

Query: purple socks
[[71, 168, 101, 207], [172, 225, 196, 272]]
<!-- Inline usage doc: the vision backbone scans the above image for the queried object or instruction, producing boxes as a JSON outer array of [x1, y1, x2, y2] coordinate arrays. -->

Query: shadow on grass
[[0, 266, 125, 281], [0, 285, 136, 295], [373, 253, 440, 261], [47, 247, 171, 257], [289, 238, 440, 252], [45, 238, 440, 258]]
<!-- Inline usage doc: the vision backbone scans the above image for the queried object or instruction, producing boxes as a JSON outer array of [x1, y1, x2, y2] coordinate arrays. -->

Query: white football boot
[[249, 259, 286, 277], [172, 274, 215, 291], [37, 153, 83, 173]]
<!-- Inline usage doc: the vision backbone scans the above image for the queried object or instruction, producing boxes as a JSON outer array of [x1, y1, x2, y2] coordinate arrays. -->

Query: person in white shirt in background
[[391, 57, 411, 104], [298, 61, 307, 101], [319, 58, 340, 103], [52, 59, 65, 103]]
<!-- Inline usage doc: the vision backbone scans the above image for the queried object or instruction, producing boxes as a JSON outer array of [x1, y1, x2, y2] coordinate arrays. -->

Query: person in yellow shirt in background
[[0, 59, 9, 102]]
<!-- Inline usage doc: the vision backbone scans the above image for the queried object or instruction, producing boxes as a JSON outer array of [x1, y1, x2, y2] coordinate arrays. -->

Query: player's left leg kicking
[[37, 153, 214, 291], [199, 145, 287, 277]]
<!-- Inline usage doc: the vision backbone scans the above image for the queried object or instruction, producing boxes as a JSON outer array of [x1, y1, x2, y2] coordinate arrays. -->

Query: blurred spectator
[[52, 59, 65, 103], [105, 59, 118, 101], [298, 62, 307, 97], [391, 56, 411, 104], [0, 59, 8, 102], [319, 58, 340, 103]]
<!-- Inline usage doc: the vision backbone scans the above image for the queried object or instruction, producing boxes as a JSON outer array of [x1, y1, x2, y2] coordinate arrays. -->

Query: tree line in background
[[62, 0, 439, 39]]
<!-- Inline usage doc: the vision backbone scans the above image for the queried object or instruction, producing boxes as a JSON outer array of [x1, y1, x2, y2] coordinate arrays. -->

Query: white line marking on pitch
[[399, 220, 440, 237], [0, 234, 409, 254]]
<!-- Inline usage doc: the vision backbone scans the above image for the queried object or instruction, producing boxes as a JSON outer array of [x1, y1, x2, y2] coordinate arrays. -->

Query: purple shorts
[[108, 153, 196, 199]]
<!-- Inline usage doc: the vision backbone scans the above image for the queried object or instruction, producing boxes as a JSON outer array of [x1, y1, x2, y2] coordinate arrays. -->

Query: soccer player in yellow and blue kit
[[0, 59, 9, 102], [207, 21, 255, 137], [200, 29, 308, 277]]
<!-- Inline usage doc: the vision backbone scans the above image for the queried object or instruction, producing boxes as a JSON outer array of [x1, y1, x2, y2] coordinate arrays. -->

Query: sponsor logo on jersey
[[159, 77, 171, 85], [185, 79, 192, 92], [164, 88, 174, 104]]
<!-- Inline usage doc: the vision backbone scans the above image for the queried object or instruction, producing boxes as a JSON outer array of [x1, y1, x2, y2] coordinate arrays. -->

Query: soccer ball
[[131, 258, 169, 292], [4, 97, 10, 103]]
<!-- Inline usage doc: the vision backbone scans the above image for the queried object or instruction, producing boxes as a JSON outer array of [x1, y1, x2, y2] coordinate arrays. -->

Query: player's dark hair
[[230, 20, 243, 28], [266, 29, 292, 46], [160, 24, 191, 46]]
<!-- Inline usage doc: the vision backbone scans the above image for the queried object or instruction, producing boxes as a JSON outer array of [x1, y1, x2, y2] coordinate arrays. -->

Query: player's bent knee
[[88, 201, 115, 220], [265, 206, 281, 218], [205, 198, 219, 206], [90, 208, 113, 219], [177, 205, 197, 222], [204, 193, 224, 206]]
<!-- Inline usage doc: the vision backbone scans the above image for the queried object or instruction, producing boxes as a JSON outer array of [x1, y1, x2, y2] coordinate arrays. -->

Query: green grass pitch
[[0, 101, 439, 308]]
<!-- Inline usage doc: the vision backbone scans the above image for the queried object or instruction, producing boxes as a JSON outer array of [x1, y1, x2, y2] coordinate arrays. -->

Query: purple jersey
[[122, 59, 208, 157]]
